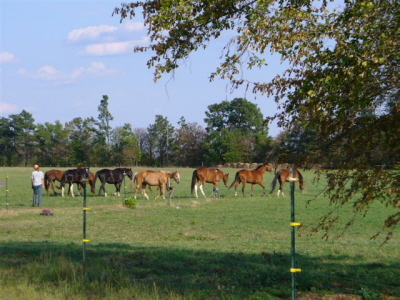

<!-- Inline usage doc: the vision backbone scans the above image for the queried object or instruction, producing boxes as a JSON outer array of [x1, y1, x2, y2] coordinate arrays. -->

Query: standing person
[[31, 164, 44, 207]]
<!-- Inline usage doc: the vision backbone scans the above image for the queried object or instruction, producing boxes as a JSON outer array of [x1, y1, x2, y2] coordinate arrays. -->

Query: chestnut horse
[[44, 169, 64, 196], [270, 169, 305, 197], [132, 170, 180, 204], [191, 167, 229, 199], [228, 163, 273, 197]]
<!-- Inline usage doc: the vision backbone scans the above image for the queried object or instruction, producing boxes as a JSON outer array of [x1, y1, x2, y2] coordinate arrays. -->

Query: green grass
[[0, 167, 399, 299]]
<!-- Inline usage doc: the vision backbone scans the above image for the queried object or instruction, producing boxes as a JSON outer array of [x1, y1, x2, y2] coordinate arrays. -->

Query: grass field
[[0, 167, 399, 299]]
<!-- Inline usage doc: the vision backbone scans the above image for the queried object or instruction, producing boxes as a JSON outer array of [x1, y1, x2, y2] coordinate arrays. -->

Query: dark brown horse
[[94, 168, 133, 196], [61, 167, 90, 197], [228, 163, 273, 197], [270, 169, 305, 197], [44, 170, 64, 196], [191, 167, 229, 199], [132, 170, 180, 204]]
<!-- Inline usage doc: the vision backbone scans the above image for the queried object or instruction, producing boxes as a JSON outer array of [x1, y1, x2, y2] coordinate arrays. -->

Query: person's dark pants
[[32, 185, 42, 207]]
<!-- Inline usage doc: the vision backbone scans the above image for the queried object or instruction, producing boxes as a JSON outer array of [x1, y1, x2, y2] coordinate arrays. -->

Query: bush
[[123, 197, 136, 209]]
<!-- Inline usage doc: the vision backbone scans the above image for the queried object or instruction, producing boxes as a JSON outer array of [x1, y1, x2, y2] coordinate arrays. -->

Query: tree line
[[0, 96, 396, 169]]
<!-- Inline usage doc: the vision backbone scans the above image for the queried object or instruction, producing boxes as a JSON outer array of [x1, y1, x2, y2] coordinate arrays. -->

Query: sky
[[0, 0, 296, 137]]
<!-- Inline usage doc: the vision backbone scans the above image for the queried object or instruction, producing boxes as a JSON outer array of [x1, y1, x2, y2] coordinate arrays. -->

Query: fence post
[[5, 175, 9, 209], [289, 168, 301, 299], [82, 179, 90, 270]]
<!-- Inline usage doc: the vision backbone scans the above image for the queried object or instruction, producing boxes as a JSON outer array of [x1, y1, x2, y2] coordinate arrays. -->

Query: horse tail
[[296, 169, 303, 182], [270, 171, 281, 194], [228, 172, 240, 190], [44, 173, 50, 195], [296, 169, 305, 190], [89, 172, 95, 194], [130, 172, 138, 189], [93, 171, 99, 191], [191, 170, 197, 195]]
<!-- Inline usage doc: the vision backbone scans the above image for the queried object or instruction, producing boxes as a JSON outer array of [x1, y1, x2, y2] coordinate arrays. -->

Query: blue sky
[[0, 0, 296, 137]]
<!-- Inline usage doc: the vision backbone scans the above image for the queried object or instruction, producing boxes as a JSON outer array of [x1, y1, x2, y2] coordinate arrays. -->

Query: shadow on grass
[[0, 241, 399, 299]]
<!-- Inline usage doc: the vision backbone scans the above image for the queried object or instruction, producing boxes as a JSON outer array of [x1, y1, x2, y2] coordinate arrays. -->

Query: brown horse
[[44, 169, 95, 196], [44, 170, 64, 196], [132, 170, 180, 204], [228, 163, 273, 197], [270, 169, 305, 197], [191, 167, 229, 199]]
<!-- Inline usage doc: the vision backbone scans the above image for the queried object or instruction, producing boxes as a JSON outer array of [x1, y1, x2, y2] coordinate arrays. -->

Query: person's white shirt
[[31, 170, 44, 186]]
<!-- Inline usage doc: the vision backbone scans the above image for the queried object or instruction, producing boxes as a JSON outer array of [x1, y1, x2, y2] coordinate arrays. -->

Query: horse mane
[[160, 170, 174, 174], [255, 163, 267, 170], [296, 169, 304, 182]]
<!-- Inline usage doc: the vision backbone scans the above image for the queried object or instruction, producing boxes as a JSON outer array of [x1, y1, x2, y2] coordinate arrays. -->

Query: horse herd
[[43, 163, 305, 202]]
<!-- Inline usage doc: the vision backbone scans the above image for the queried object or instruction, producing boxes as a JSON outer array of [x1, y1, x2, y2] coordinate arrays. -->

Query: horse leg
[[70, 183, 75, 197], [194, 183, 199, 198], [133, 184, 139, 199], [113, 183, 118, 196], [210, 183, 219, 199], [102, 183, 108, 197], [258, 182, 266, 196], [77, 183, 82, 196], [117, 183, 121, 196], [61, 184, 65, 197], [154, 184, 164, 200], [251, 184, 255, 197], [51, 180, 57, 196], [199, 182, 207, 200], [242, 182, 247, 197], [234, 182, 239, 197], [141, 184, 149, 200], [277, 181, 285, 197]]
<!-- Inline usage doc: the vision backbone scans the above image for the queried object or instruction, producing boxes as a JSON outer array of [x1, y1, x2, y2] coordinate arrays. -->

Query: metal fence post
[[289, 168, 301, 299], [82, 179, 90, 270], [5, 175, 9, 209]]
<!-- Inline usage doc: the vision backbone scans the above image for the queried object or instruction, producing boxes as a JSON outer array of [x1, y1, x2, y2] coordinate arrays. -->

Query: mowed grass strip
[[0, 167, 399, 299]]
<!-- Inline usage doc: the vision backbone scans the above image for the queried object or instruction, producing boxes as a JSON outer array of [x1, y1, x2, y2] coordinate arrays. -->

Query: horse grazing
[[228, 163, 273, 197], [191, 167, 229, 199], [94, 168, 133, 197], [270, 169, 305, 197], [132, 170, 180, 204], [61, 167, 90, 197], [44, 169, 65, 196]]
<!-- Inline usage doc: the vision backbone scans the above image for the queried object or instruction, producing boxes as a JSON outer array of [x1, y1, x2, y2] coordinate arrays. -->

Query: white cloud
[[0, 52, 17, 64], [121, 21, 144, 32], [81, 41, 134, 56], [81, 37, 149, 56], [18, 62, 121, 85], [67, 25, 118, 43], [30, 65, 65, 81], [0, 102, 18, 113]]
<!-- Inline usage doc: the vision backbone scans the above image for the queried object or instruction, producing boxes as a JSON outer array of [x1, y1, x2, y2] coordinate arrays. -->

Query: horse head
[[125, 168, 133, 180], [222, 172, 229, 187], [79, 167, 90, 182], [262, 163, 273, 172], [172, 171, 180, 184]]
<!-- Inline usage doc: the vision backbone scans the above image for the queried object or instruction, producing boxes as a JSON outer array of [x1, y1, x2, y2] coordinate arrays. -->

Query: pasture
[[0, 167, 399, 299]]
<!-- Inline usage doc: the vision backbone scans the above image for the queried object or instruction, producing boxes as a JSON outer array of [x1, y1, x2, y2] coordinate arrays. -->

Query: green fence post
[[290, 168, 301, 299], [6, 175, 9, 209], [82, 179, 89, 270]]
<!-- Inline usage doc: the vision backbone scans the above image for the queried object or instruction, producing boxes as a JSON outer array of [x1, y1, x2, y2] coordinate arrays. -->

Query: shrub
[[123, 197, 136, 209]]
